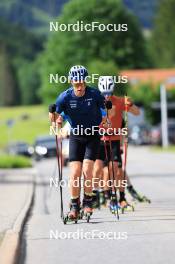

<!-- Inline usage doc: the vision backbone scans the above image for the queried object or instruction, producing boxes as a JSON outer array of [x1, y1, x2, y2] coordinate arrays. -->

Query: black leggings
[[69, 134, 100, 162], [96, 140, 122, 168]]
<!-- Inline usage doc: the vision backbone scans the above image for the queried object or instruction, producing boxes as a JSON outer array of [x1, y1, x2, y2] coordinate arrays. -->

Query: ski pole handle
[[49, 104, 63, 125], [49, 104, 56, 113], [49, 104, 57, 126], [105, 100, 112, 110]]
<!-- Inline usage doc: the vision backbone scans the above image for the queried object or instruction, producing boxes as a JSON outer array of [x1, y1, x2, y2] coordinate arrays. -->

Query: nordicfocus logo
[[49, 74, 128, 84], [50, 229, 128, 240], [50, 125, 128, 137], [50, 21, 128, 32], [50, 178, 127, 189]]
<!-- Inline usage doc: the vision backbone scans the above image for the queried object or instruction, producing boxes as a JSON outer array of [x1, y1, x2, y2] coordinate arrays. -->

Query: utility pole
[[160, 84, 168, 148]]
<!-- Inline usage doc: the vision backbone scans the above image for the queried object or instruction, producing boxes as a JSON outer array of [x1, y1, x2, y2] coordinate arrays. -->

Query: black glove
[[49, 104, 56, 113], [105, 100, 112, 109]]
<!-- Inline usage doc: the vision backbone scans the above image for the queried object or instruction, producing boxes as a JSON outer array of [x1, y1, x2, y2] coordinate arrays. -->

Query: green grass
[[0, 155, 32, 168], [150, 145, 175, 153], [0, 105, 49, 148]]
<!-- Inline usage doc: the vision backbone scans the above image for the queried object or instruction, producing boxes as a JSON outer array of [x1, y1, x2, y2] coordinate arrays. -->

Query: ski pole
[[49, 104, 64, 219], [103, 139, 112, 197], [123, 95, 129, 182], [108, 138, 119, 220], [105, 104, 119, 220], [58, 124, 64, 219], [103, 140, 118, 218]]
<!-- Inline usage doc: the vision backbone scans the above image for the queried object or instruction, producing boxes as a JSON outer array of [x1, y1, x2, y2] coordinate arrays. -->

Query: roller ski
[[63, 198, 81, 224], [102, 189, 111, 208], [92, 190, 100, 209], [93, 190, 108, 208], [82, 195, 93, 223], [99, 190, 106, 207], [140, 195, 151, 203], [109, 196, 121, 215], [120, 199, 134, 214], [127, 185, 151, 203]]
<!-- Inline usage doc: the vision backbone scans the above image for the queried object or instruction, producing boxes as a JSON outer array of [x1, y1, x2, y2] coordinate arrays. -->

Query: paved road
[[0, 169, 35, 243], [20, 147, 175, 264]]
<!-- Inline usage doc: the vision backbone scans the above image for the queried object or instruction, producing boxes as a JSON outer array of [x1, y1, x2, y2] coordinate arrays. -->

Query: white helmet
[[98, 76, 115, 94], [68, 65, 88, 82]]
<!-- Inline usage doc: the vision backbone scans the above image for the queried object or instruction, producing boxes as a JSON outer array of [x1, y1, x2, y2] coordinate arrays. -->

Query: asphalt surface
[[0, 169, 34, 239], [20, 147, 175, 264]]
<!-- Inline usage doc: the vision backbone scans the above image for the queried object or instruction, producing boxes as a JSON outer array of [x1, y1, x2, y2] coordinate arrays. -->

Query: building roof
[[120, 69, 175, 88]]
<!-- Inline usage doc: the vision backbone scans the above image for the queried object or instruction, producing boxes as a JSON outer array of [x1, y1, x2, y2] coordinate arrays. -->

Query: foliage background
[[0, 0, 175, 146]]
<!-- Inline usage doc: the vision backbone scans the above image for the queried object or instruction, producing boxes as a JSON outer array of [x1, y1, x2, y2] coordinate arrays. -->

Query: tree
[[0, 18, 43, 105], [0, 44, 18, 106], [152, 0, 175, 67], [17, 59, 41, 105], [39, 0, 150, 103]]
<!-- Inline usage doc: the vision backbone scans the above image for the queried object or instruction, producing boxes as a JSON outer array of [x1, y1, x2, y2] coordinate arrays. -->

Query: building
[[121, 69, 175, 89]]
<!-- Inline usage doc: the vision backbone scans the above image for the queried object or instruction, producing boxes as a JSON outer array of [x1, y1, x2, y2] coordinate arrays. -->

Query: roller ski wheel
[[83, 207, 93, 222], [63, 216, 67, 225], [120, 200, 134, 214], [82, 194, 93, 222], [65, 198, 80, 224], [63, 214, 78, 224], [109, 200, 121, 215], [85, 212, 91, 223], [65, 212, 80, 224], [126, 204, 134, 212], [83, 212, 92, 223], [127, 186, 151, 204], [110, 208, 120, 215], [79, 209, 84, 219], [110, 206, 120, 215], [132, 195, 151, 204]]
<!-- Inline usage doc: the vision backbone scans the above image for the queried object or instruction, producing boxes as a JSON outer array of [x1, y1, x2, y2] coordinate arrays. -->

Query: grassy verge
[[150, 145, 175, 153], [0, 155, 32, 168], [0, 105, 49, 148]]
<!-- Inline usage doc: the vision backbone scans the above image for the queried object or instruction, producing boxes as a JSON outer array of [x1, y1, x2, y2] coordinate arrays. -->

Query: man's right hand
[[49, 113, 63, 124], [49, 112, 57, 122]]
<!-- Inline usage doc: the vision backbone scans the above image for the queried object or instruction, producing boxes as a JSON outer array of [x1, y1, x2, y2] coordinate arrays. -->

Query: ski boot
[[99, 190, 106, 207], [120, 199, 134, 214], [103, 189, 112, 207], [127, 185, 151, 203], [92, 190, 100, 209], [140, 195, 151, 203], [63, 198, 80, 224], [109, 196, 120, 215], [82, 195, 93, 223]]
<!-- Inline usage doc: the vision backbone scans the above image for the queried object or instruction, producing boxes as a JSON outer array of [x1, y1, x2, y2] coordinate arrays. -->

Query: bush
[[0, 155, 32, 168], [39, 0, 150, 104]]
